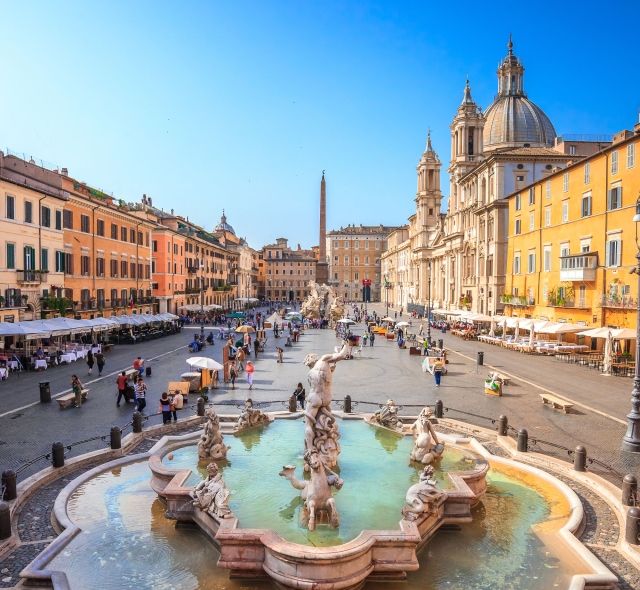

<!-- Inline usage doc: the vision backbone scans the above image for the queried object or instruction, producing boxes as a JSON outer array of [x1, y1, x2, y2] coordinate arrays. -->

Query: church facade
[[382, 39, 599, 315]]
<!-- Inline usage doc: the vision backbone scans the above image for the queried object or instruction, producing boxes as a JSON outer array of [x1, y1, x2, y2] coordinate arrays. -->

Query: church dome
[[482, 38, 556, 151], [215, 210, 235, 234]]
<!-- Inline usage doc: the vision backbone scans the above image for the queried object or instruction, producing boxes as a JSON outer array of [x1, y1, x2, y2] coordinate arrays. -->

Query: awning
[[577, 327, 637, 340], [0, 322, 50, 339]]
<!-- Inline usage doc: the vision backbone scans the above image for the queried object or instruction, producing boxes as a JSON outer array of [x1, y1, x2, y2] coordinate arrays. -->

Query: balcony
[[599, 295, 637, 309], [547, 299, 590, 309], [500, 295, 535, 307], [17, 270, 48, 284], [560, 253, 597, 282], [187, 267, 198, 274]]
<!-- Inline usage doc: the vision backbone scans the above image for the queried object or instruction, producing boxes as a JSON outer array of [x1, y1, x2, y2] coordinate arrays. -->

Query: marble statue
[[279, 451, 342, 531], [191, 462, 233, 519], [234, 398, 272, 433], [198, 408, 230, 460], [401, 465, 446, 522], [301, 281, 339, 322], [303, 341, 351, 469], [369, 399, 403, 432], [328, 295, 345, 327], [409, 407, 444, 465]]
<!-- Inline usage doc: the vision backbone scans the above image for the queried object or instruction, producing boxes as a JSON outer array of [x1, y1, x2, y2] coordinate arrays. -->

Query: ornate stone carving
[[234, 398, 272, 433], [368, 399, 403, 432], [302, 342, 351, 470], [191, 462, 233, 519], [402, 465, 446, 521], [198, 408, 229, 460], [409, 407, 444, 465], [279, 451, 343, 531], [328, 295, 345, 326]]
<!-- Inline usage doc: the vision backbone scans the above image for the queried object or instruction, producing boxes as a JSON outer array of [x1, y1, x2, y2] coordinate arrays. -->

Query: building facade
[[327, 224, 396, 302], [261, 238, 317, 302], [504, 126, 640, 327]]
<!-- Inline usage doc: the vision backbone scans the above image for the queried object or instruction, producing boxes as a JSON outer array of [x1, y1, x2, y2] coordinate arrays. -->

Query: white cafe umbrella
[[602, 330, 614, 375], [529, 325, 535, 347], [337, 318, 355, 325], [381, 317, 395, 322], [186, 357, 224, 371], [514, 319, 520, 340], [488, 317, 496, 338], [396, 321, 411, 328]]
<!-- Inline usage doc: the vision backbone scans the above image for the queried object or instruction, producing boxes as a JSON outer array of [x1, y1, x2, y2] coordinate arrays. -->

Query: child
[[276, 347, 284, 363]]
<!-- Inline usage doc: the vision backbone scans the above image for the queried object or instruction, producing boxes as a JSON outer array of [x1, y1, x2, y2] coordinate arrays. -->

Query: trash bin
[[477, 351, 484, 366], [39, 381, 51, 403], [145, 366, 152, 377]]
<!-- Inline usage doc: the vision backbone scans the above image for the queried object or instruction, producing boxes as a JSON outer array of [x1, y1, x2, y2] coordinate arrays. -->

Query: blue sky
[[0, 1, 638, 249]]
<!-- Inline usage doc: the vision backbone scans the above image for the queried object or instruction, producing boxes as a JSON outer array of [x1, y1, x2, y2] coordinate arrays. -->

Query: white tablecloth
[[7, 360, 19, 370], [35, 359, 47, 370], [60, 352, 77, 364], [0, 368, 7, 379], [75, 349, 88, 359], [91, 345, 101, 354]]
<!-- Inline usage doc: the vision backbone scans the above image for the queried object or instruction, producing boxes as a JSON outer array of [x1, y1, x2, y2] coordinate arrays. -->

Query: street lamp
[[622, 195, 640, 452], [427, 259, 432, 344], [200, 260, 205, 337], [384, 275, 390, 317]]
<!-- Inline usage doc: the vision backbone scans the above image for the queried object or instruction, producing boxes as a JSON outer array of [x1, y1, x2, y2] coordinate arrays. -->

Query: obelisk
[[315, 171, 329, 284]]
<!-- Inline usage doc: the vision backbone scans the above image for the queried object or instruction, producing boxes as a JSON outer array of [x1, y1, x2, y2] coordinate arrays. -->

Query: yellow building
[[504, 124, 640, 329]]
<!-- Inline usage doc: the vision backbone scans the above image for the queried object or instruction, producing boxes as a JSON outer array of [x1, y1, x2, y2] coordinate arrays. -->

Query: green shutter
[[6, 243, 15, 269], [41, 248, 49, 272]]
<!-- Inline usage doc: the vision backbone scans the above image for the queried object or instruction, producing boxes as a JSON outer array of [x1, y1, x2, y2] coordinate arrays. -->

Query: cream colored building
[[261, 238, 317, 302], [0, 153, 68, 321]]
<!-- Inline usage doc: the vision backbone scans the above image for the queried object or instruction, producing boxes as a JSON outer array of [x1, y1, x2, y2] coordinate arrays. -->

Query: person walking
[[276, 346, 284, 363], [433, 358, 445, 387], [229, 362, 237, 390], [170, 389, 184, 422], [134, 377, 147, 413], [159, 392, 172, 425], [370, 332, 375, 347], [246, 360, 255, 390], [116, 371, 128, 406], [133, 356, 144, 379], [253, 338, 259, 359], [293, 382, 306, 409], [86, 350, 94, 375], [95, 351, 105, 376], [71, 374, 84, 408]]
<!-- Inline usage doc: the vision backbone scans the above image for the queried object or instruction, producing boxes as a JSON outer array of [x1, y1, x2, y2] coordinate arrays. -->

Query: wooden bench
[[539, 393, 573, 413], [57, 389, 89, 409]]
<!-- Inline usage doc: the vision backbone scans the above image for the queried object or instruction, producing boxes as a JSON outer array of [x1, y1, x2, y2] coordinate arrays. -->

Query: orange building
[[151, 222, 187, 314]]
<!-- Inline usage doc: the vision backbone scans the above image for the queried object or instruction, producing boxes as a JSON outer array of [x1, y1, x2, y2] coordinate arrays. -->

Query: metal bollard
[[0, 501, 10, 540], [197, 397, 205, 417], [625, 507, 640, 545], [51, 442, 65, 468], [1, 470, 17, 501], [573, 446, 587, 472], [477, 351, 484, 366], [622, 474, 638, 507], [435, 400, 444, 418], [517, 429, 528, 452], [497, 415, 508, 436], [288, 395, 297, 413], [39, 381, 51, 403], [132, 412, 143, 433], [110, 426, 122, 450], [344, 395, 352, 414]]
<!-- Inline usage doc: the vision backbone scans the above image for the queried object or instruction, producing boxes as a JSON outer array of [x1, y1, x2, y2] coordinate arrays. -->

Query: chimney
[[61, 167, 68, 176]]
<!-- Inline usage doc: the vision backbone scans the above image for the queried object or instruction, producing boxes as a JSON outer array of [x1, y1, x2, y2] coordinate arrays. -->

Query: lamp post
[[384, 275, 390, 317], [427, 259, 432, 344], [622, 195, 640, 452], [200, 261, 205, 338]]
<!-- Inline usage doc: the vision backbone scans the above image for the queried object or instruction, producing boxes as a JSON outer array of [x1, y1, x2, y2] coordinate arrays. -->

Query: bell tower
[[415, 131, 442, 228]]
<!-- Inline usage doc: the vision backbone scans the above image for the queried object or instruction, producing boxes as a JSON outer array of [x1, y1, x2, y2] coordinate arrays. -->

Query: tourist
[[433, 358, 445, 387], [133, 356, 144, 379], [95, 351, 105, 376], [134, 377, 147, 413], [293, 382, 306, 409], [229, 362, 237, 390], [71, 374, 84, 408], [159, 392, 172, 424], [35, 346, 45, 360], [253, 337, 259, 359], [276, 346, 284, 363], [116, 371, 128, 406], [86, 350, 95, 375], [246, 360, 255, 390], [170, 389, 184, 422], [370, 332, 375, 347]]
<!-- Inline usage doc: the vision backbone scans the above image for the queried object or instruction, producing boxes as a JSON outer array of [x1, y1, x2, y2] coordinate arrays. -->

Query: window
[[24, 201, 33, 223], [64, 252, 73, 274], [543, 246, 551, 272], [130, 262, 136, 278], [41, 248, 49, 271], [80, 255, 90, 276], [544, 206, 551, 227], [545, 180, 551, 200], [6, 243, 15, 269], [513, 254, 521, 275], [515, 194, 521, 210], [527, 252, 536, 274], [137, 231, 143, 245], [562, 172, 569, 192], [608, 186, 622, 210], [562, 201, 569, 222], [6, 195, 15, 219], [23, 246, 35, 270], [80, 214, 90, 233], [41, 206, 51, 228], [152, 240, 158, 253], [528, 187, 535, 205], [96, 257, 105, 276], [129, 229, 135, 243], [355, 241, 359, 250], [628, 144, 636, 169], [55, 251, 65, 272], [514, 219, 521, 235], [63, 210, 73, 229], [111, 223, 118, 239], [581, 192, 592, 217], [110, 259, 118, 277], [354, 272, 359, 280], [121, 226, 127, 241], [584, 162, 590, 184], [529, 212, 534, 231], [344, 256, 349, 264], [611, 150, 618, 175], [606, 238, 621, 267], [96, 219, 105, 236], [560, 243, 570, 258], [121, 260, 128, 277], [569, 145, 577, 156], [55, 210, 62, 230]]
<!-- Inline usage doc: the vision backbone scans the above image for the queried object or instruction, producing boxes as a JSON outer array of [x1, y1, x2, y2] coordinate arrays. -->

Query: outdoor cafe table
[[34, 359, 47, 370], [0, 367, 7, 379], [7, 360, 19, 370], [60, 352, 77, 364]]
